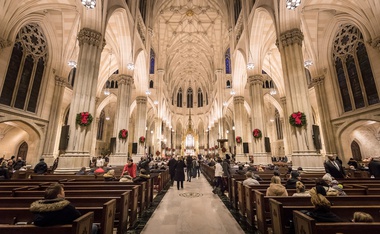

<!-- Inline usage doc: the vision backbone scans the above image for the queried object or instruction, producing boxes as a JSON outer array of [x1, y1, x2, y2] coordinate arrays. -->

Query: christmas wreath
[[76, 112, 93, 126], [289, 111, 307, 127], [253, 129, 262, 138], [156, 150, 161, 156], [139, 136, 145, 143], [215, 145, 219, 149], [236, 136, 242, 143], [119, 129, 128, 139], [222, 147, 227, 153]]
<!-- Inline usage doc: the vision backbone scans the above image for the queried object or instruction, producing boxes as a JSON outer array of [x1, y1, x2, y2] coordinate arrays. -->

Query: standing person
[[221, 155, 231, 194], [121, 159, 137, 178], [174, 156, 185, 190], [34, 158, 48, 174], [212, 158, 223, 195], [324, 155, 347, 179], [96, 156, 104, 168], [167, 156, 177, 186], [185, 155, 193, 182]]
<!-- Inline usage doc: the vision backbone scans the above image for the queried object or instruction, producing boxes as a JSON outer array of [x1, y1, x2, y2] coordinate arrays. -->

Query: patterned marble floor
[[141, 174, 245, 234]]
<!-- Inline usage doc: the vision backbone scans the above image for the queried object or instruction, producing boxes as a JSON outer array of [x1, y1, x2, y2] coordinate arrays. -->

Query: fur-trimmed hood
[[30, 198, 70, 213]]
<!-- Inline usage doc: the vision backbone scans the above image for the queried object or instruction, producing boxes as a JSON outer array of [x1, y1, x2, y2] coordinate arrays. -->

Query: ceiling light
[[146, 90, 151, 95], [68, 61, 77, 68], [270, 88, 277, 96], [81, 0, 96, 9], [247, 62, 255, 70], [127, 63, 135, 70], [304, 60, 313, 68], [230, 90, 236, 95], [154, 100, 158, 105], [223, 101, 228, 106], [103, 88, 110, 96], [286, 0, 301, 10], [105, 116, 110, 121]]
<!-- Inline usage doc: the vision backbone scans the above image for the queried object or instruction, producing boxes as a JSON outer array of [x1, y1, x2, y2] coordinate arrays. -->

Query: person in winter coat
[[266, 176, 288, 196], [285, 171, 301, 189], [167, 156, 177, 186], [34, 158, 48, 174], [174, 156, 185, 190], [132, 169, 151, 183], [212, 158, 224, 194], [121, 159, 137, 178], [303, 192, 343, 222]]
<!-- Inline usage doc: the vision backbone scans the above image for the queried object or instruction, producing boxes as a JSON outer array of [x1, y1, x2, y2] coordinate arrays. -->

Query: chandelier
[[68, 60, 77, 68], [286, 0, 301, 10], [81, 0, 96, 9], [127, 63, 135, 70], [247, 50, 255, 70]]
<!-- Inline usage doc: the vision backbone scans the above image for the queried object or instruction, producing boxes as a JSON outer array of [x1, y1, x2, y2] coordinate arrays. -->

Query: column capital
[[279, 28, 304, 47], [117, 74, 133, 85], [136, 96, 147, 104], [280, 96, 286, 105], [77, 28, 104, 48], [0, 37, 11, 50], [215, 69, 223, 74], [233, 96, 244, 104], [55, 75, 67, 87], [370, 36, 380, 51], [248, 75, 264, 85], [312, 75, 325, 86], [157, 69, 165, 74]]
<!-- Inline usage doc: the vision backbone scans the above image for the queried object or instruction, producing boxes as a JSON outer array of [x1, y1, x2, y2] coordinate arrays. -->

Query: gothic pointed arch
[[350, 140, 362, 161]]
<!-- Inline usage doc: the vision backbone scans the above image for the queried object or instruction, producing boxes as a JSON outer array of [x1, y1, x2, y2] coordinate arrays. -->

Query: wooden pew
[[0, 211, 94, 234], [0, 194, 129, 234], [293, 210, 380, 234], [270, 199, 380, 234]]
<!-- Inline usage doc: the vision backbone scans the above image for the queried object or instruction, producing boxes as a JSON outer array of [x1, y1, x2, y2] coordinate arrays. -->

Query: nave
[[141, 174, 245, 234]]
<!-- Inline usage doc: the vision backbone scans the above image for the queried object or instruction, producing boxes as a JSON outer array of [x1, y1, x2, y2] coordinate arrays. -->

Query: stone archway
[[350, 141, 362, 161]]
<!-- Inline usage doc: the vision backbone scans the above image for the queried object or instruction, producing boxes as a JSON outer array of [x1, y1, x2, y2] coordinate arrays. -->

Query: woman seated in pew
[[119, 171, 133, 182], [266, 176, 288, 196], [243, 171, 260, 186], [302, 190, 343, 222], [352, 212, 374, 223], [103, 169, 116, 181], [292, 181, 311, 197], [30, 183, 98, 234]]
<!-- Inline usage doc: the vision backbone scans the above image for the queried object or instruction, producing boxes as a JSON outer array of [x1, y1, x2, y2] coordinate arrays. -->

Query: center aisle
[[141, 173, 245, 234]]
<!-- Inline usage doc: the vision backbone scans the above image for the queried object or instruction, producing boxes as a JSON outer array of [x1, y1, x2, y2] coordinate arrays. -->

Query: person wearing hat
[[34, 158, 48, 174], [285, 171, 301, 189]]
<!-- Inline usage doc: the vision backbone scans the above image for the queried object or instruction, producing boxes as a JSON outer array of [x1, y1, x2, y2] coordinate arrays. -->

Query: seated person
[[242, 171, 260, 186], [133, 169, 151, 183], [29, 183, 98, 234], [292, 181, 310, 197], [303, 192, 343, 222], [352, 212, 374, 223], [266, 176, 288, 196], [119, 171, 133, 182], [103, 169, 116, 181], [94, 166, 105, 174], [76, 167, 87, 175], [285, 171, 301, 189], [347, 158, 358, 169], [34, 158, 48, 174]]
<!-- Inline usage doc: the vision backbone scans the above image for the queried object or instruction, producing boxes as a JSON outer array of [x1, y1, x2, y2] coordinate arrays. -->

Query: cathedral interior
[[0, 0, 379, 172]]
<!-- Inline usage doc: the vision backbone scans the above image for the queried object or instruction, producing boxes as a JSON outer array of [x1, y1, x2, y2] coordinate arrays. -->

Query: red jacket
[[122, 163, 137, 178]]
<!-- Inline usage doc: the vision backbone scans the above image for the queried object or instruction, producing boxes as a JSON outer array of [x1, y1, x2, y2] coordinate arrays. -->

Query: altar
[[181, 110, 198, 156]]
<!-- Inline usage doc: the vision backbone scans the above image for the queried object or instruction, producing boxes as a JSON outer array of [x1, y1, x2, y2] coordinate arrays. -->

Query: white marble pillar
[[249, 75, 270, 165], [41, 76, 67, 166], [109, 74, 133, 166], [312, 75, 337, 156], [233, 96, 245, 162], [280, 97, 292, 160], [134, 96, 148, 160], [278, 28, 322, 171], [154, 117, 162, 157], [55, 28, 105, 173]]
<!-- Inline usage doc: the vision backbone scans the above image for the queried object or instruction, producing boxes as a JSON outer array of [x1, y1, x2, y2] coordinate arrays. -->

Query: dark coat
[[174, 160, 185, 182], [167, 158, 177, 177], [304, 209, 344, 222], [34, 161, 48, 174], [285, 178, 298, 189], [13, 160, 26, 170], [30, 198, 81, 226], [185, 156, 192, 168], [369, 159, 380, 178], [324, 160, 346, 179]]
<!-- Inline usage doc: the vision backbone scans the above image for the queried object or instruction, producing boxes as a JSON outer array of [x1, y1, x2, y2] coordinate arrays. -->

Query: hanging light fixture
[[68, 60, 77, 68], [304, 60, 313, 68], [104, 51, 112, 96], [286, 0, 301, 10], [127, 46, 134, 70], [230, 90, 236, 96], [247, 50, 255, 70], [81, 0, 96, 9]]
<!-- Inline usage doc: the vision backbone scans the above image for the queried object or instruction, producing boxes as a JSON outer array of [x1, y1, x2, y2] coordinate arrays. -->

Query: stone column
[[215, 69, 224, 139], [278, 28, 322, 171], [280, 97, 292, 159], [233, 96, 245, 162], [109, 74, 133, 166], [55, 28, 105, 173], [41, 76, 67, 166], [249, 75, 270, 165], [133, 96, 147, 161], [154, 117, 162, 157], [312, 75, 337, 156]]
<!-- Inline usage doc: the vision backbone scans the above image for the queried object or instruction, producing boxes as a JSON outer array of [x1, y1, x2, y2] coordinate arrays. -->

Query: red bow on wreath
[[292, 112, 302, 125], [121, 130, 128, 138], [81, 112, 90, 124]]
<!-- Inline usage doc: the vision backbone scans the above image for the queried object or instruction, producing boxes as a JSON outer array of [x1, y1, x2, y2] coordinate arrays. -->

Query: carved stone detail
[[312, 75, 325, 86], [157, 69, 165, 75], [233, 96, 244, 104], [117, 74, 133, 85], [370, 36, 380, 51], [0, 37, 11, 50], [279, 28, 304, 47], [77, 28, 103, 47], [136, 96, 147, 104], [55, 76, 67, 87], [249, 75, 264, 86], [215, 69, 223, 74]]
